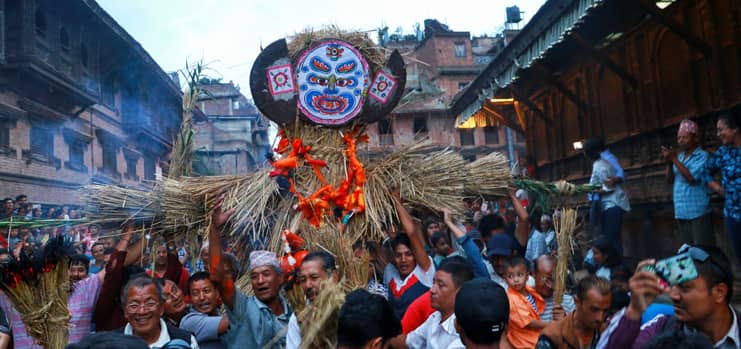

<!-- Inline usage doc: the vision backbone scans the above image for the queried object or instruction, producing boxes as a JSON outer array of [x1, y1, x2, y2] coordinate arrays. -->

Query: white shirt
[[406, 311, 465, 349], [124, 318, 200, 349], [286, 313, 301, 349], [384, 256, 436, 291]]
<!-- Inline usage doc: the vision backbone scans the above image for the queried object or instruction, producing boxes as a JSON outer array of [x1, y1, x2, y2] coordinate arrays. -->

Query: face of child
[[505, 264, 529, 292], [434, 238, 451, 256]]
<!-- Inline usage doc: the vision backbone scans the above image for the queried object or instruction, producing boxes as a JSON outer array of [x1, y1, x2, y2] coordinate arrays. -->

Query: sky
[[97, 0, 547, 92]]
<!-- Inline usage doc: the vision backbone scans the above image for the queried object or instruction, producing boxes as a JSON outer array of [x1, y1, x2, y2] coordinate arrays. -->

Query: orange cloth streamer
[[269, 128, 368, 227]]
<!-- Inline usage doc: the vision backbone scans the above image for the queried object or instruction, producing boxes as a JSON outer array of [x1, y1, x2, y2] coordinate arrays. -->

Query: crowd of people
[[0, 111, 736, 349]]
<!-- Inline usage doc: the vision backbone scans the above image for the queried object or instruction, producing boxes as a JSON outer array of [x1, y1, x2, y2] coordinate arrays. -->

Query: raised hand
[[627, 259, 665, 320], [211, 194, 236, 230]]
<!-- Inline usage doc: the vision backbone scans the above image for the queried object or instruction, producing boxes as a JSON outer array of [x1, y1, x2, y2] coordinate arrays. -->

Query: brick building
[[193, 80, 270, 175], [364, 19, 526, 163], [0, 0, 182, 206]]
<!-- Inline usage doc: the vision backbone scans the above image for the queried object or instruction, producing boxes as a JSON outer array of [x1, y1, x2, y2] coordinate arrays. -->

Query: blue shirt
[[707, 145, 741, 220], [222, 291, 291, 349], [673, 148, 711, 219]]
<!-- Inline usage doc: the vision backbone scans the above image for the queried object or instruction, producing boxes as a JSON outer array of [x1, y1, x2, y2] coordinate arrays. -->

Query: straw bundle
[[464, 152, 512, 197], [0, 237, 74, 348], [287, 26, 386, 69], [81, 185, 160, 225], [298, 279, 346, 349], [364, 140, 469, 238], [170, 61, 206, 179], [553, 208, 577, 304]]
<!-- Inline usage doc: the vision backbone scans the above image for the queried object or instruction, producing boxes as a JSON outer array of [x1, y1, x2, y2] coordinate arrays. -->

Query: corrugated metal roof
[[454, 0, 606, 127]]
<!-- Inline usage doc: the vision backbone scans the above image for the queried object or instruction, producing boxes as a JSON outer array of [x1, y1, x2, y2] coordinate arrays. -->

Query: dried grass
[[465, 152, 511, 197], [81, 185, 160, 227], [553, 208, 577, 304], [287, 26, 386, 69], [4, 260, 71, 348]]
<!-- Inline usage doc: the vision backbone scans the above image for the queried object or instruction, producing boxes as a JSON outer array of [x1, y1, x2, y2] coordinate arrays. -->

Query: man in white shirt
[[391, 257, 474, 349], [121, 277, 199, 349]]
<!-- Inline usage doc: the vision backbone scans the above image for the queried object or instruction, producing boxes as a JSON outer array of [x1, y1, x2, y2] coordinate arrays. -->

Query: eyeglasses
[[539, 276, 554, 287], [126, 300, 160, 313]]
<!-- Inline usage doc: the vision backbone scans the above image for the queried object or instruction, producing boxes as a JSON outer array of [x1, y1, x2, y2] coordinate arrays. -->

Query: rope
[[553, 180, 578, 196]]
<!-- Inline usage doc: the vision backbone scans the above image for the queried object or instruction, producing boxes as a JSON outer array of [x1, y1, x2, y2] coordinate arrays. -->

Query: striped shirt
[[0, 275, 102, 348], [540, 294, 576, 322], [526, 293, 538, 313]]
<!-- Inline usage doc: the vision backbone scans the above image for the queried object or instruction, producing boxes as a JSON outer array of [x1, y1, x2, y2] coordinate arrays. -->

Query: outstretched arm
[[97, 222, 134, 281], [391, 189, 431, 272], [208, 195, 236, 309], [508, 189, 530, 248], [443, 209, 488, 279]]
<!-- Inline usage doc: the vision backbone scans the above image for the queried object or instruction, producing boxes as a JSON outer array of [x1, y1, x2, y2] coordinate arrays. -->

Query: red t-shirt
[[400, 290, 435, 334]]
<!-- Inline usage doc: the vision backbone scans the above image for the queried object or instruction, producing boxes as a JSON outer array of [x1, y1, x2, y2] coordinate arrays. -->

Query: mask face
[[295, 40, 369, 125]]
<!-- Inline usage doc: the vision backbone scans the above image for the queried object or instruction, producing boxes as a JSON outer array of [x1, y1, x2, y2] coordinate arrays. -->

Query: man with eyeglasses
[[604, 245, 740, 349], [533, 255, 575, 322], [121, 276, 199, 348]]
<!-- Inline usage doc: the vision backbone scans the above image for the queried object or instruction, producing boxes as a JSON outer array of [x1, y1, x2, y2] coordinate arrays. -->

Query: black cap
[[455, 278, 509, 344]]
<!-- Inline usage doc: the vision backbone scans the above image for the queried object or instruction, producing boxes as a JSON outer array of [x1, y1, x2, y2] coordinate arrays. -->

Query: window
[[459, 129, 475, 146], [413, 117, 428, 139], [0, 125, 9, 149], [233, 100, 240, 110], [35, 8, 46, 38], [68, 142, 84, 171], [144, 157, 156, 181], [101, 74, 116, 108], [454, 42, 466, 57], [81, 44, 89, 68], [0, 120, 14, 157], [30, 127, 53, 157], [125, 155, 138, 180], [378, 119, 393, 145], [458, 82, 468, 90], [102, 142, 117, 174], [484, 126, 499, 144], [60, 27, 70, 54]]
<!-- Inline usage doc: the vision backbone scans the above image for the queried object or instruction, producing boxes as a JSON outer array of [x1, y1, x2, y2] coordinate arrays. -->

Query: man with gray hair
[[208, 196, 292, 349], [120, 276, 199, 348]]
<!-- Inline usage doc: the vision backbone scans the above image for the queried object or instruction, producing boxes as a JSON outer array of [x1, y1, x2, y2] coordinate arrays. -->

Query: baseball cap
[[486, 233, 516, 258], [455, 278, 509, 344]]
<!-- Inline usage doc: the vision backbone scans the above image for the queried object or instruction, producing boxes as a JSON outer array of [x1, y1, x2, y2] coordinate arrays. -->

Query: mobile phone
[[654, 252, 699, 286]]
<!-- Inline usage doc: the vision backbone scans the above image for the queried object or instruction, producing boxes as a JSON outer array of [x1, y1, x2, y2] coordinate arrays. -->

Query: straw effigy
[[553, 208, 578, 304]]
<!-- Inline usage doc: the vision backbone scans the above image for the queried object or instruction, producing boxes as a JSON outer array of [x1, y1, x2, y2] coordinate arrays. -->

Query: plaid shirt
[[673, 148, 711, 219]]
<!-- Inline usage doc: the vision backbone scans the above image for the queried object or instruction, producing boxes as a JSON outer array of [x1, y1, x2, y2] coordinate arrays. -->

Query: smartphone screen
[[654, 252, 698, 286]]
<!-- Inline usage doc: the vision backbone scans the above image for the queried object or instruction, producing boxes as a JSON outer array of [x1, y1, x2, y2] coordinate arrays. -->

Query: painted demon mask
[[250, 37, 406, 126]]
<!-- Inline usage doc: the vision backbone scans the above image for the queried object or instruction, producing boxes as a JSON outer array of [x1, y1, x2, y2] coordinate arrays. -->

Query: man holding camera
[[603, 245, 740, 349]]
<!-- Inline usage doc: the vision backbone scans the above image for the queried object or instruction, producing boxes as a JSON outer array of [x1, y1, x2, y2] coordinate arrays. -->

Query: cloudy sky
[[97, 0, 546, 91]]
